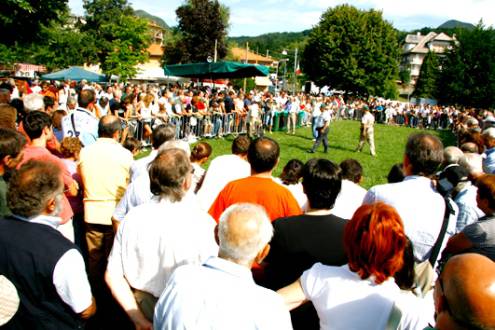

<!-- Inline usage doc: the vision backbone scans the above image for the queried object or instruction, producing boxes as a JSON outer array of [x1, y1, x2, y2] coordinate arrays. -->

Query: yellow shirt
[[79, 138, 133, 225]]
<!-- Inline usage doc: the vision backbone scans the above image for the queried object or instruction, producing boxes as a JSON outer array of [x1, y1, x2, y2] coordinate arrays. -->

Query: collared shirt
[[483, 147, 495, 174], [79, 138, 133, 225], [363, 176, 455, 262], [61, 107, 99, 147], [106, 195, 218, 297], [129, 149, 158, 182], [196, 154, 251, 211], [18, 214, 92, 314], [153, 256, 292, 330], [332, 179, 367, 220], [462, 215, 495, 261], [454, 184, 484, 233]]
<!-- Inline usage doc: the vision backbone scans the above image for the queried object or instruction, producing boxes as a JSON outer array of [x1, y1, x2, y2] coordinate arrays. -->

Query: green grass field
[[141, 120, 456, 189]]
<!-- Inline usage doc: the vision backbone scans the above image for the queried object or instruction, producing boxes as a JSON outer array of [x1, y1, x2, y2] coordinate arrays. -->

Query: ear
[[254, 244, 271, 264], [183, 172, 192, 192], [403, 155, 412, 176], [45, 196, 57, 215], [214, 225, 219, 246]]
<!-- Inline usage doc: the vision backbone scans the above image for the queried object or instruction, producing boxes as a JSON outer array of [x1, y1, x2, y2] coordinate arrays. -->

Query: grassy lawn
[[141, 120, 456, 190]]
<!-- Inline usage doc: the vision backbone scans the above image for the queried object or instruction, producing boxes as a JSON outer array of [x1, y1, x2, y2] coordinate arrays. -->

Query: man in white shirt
[[106, 148, 218, 329], [363, 133, 454, 263], [356, 105, 376, 156], [196, 135, 251, 210], [309, 104, 331, 153], [154, 203, 292, 330], [129, 124, 175, 181], [62, 89, 99, 147]]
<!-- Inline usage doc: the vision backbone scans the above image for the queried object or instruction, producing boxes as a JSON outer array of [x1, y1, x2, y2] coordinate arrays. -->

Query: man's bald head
[[98, 115, 121, 138], [218, 203, 273, 266], [247, 137, 280, 174], [436, 253, 495, 330]]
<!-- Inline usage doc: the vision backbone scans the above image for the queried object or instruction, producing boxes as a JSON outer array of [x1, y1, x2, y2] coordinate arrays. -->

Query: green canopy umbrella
[[164, 61, 270, 79], [41, 66, 107, 82]]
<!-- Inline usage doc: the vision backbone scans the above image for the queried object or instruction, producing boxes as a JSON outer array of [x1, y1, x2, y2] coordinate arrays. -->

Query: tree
[[82, 0, 151, 80], [163, 0, 229, 64], [0, 0, 68, 45], [413, 51, 439, 98], [399, 67, 411, 86], [437, 22, 495, 108], [301, 4, 399, 97]]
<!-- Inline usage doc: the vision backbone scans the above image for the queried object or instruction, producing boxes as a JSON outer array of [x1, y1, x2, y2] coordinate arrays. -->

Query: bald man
[[154, 203, 292, 330], [79, 115, 133, 322], [433, 253, 495, 330]]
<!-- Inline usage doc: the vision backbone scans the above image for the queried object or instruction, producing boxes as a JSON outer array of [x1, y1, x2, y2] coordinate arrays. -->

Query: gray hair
[[218, 203, 273, 265], [443, 146, 465, 167], [460, 153, 484, 175], [23, 94, 44, 112], [483, 127, 495, 139]]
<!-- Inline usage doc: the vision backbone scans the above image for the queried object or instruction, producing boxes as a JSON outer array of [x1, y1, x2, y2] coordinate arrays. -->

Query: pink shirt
[[18, 146, 74, 223]]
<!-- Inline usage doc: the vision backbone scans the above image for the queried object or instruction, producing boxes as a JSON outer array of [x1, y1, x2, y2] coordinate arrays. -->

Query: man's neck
[[30, 137, 46, 148], [250, 171, 272, 178]]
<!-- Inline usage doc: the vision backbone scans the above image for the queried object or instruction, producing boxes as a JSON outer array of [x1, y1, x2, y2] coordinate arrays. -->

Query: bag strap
[[428, 197, 455, 266], [385, 302, 402, 330]]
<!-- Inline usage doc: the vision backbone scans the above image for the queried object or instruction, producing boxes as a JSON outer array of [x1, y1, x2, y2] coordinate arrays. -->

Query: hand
[[67, 181, 79, 197], [129, 310, 153, 330]]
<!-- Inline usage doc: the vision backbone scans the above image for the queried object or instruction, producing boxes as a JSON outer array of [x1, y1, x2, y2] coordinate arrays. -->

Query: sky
[[68, 0, 495, 36]]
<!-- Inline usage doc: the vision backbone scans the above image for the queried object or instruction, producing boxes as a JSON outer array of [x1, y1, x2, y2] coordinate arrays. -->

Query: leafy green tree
[[82, 0, 151, 80], [301, 4, 399, 97], [164, 0, 229, 64], [413, 51, 439, 98], [437, 22, 495, 108], [0, 0, 68, 45], [399, 67, 411, 86]]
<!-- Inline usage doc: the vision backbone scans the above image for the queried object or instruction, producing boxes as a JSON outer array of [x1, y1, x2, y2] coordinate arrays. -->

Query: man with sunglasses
[[431, 253, 495, 330]]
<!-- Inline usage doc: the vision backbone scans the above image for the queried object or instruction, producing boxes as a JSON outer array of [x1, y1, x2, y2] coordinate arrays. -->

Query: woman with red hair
[[278, 202, 427, 329]]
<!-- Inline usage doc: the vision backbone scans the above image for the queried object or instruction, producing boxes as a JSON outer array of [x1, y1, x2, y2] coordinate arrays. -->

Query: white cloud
[[68, 0, 494, 36]]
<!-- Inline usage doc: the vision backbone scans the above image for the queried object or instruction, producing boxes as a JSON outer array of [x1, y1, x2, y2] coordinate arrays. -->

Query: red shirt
[[209, 176, 302, 222]]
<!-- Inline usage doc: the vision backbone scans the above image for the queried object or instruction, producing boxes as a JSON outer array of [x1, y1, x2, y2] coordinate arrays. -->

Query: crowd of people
[[1, 78, 495, 330]]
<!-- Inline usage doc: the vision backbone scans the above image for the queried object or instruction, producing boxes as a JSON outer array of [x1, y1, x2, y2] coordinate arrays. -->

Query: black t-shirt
[[224, 96, 234, 113], [263, 213, 348, 290]]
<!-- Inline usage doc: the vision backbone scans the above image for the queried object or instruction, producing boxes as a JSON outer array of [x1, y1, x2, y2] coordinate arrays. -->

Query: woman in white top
[[278, 202, 428, 330], [137, 93, 156, 139], [274, 159, 307, 209], [190, 142, 212, 193]]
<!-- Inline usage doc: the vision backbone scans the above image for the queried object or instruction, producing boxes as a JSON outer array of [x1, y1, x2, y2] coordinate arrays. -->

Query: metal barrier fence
[[129, 111, 310, 141]]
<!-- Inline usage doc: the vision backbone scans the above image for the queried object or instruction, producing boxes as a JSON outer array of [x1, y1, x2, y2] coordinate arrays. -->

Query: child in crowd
[[123, 137, 142, 157], [190, 142, 212, 193], [51, 109, 67, 142]]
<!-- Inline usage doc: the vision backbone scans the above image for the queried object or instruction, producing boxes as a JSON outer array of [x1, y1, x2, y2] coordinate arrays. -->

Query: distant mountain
[[438, 20, 475, 30], [134, 9, 168, 29], [229, 30, 310, 59]]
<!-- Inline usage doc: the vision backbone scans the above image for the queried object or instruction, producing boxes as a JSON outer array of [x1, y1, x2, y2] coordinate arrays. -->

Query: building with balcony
[[401, 32, 456, 84]]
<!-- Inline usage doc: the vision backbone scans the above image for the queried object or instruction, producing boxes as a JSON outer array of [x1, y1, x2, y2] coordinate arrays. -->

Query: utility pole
[[293, 48, 298, 95], [214, 39, 218, 63], [243, 42, 248, 92]]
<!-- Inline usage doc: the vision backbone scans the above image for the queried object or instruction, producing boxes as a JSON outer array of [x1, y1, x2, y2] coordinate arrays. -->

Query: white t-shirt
[[361, 112, 375, 126], [332, 180, 367, 219], [301, 263, 428, 330]]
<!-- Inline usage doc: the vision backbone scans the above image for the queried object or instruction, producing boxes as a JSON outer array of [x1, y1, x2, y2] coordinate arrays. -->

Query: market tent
[[164, 61, 270, 79], [41, 66, 107, 82]]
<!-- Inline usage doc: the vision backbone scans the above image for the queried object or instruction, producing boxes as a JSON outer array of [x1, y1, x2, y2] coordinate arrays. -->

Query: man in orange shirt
[[209, 137, 301, 222]]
